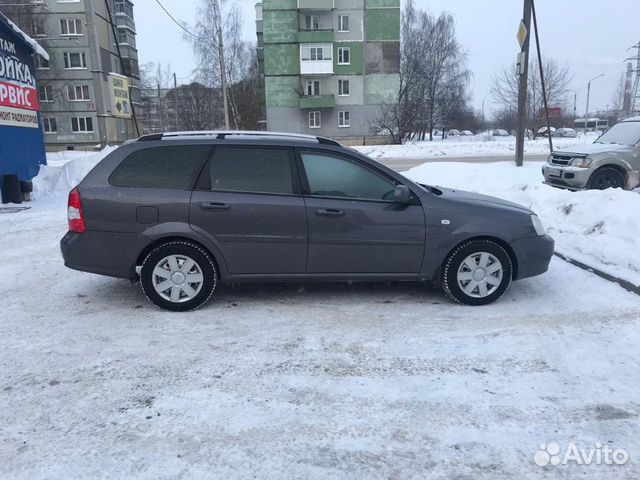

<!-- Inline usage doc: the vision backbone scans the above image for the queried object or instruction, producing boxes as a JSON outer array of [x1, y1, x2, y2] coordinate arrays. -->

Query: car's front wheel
[[588, 167, 626, 190], [442, 240, 513, 306], [140, 241, 218, 311]]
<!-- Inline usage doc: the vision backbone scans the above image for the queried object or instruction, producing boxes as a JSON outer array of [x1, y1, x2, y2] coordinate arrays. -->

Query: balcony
[[300, 94, 335, 109], [298, 29, 334, 43], [300, 59, 333, 75], [298, 0, 334, 10]]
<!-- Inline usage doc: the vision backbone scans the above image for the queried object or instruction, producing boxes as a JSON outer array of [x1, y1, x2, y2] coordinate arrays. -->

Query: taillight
[[68, 187, 86, 234]]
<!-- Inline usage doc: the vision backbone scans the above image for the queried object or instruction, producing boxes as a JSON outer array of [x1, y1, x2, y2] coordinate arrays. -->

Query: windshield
[[595, 122, 640, 145]]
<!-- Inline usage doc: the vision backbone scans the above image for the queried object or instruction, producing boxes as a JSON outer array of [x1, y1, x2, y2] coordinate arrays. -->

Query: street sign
[[516, 51, 526, 75], [517, 20, 528, 50]]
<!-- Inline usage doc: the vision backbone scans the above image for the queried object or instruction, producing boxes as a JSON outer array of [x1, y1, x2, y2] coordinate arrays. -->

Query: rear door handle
[[315, 208, 345, 218], [200, 202, 230, 211]]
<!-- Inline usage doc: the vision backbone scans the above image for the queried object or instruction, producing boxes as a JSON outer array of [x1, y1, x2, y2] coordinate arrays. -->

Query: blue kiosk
[[0, 12, 48, 203]]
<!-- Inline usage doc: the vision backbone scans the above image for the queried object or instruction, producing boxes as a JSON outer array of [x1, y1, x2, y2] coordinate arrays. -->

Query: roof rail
[[136, 130, 342, 146]]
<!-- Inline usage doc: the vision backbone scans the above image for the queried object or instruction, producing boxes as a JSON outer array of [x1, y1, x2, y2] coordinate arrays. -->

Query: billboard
[[0, 32, 39, 128], [108, 73, 131, 119]]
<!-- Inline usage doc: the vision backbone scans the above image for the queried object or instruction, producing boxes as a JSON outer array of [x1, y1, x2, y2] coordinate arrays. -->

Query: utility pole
[[157, 82, 164, 132], [173, 72, 179, 131], [531, 0, 552, 153], [585, 74, 604, 133], [515, 0, 532, 167]]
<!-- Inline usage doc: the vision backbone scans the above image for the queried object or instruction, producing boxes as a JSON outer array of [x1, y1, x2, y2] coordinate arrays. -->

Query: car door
[[298, 149, 426, 274], [190, 145, 307, 275]]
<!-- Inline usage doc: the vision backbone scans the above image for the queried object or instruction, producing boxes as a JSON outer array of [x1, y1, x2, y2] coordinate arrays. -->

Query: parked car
[[554, 127, 577, 138], [493, 129, 510, 137], [61, 131, 554, 311], [461, 130, 474, 136], [447, 129, 461, 136], [537, 126, 556, 137], [542, 116, 640, 190]]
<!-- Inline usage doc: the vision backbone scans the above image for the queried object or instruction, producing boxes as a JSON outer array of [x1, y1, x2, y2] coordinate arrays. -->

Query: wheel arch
[[588, 163, 629, 188], [134, 235, 226, 281], [438, 236, 519, 282]]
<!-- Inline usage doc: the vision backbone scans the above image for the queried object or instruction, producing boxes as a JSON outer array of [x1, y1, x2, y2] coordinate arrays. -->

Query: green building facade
[[256, 0, 400, 140]]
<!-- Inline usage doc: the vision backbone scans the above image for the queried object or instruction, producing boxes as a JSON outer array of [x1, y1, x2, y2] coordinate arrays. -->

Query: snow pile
[[354, 133, 600, 160], [404, 161, 640, 285], [34, 146, 117, 197]]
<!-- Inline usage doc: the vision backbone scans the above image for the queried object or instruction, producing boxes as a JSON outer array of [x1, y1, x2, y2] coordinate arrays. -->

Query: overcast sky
[[135, 0, 640, 117]]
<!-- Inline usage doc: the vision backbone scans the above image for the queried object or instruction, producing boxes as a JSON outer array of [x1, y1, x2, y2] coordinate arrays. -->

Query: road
[[378, 154, 548, 172], [1, 197, 639, 479]]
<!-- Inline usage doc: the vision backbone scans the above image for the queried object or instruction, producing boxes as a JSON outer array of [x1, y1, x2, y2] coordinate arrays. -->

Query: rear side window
[[209, 147, 294, 195], [109, 145, 211, 189]]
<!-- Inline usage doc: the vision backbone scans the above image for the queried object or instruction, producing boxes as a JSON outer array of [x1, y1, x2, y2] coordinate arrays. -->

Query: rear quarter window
[[109, 145, 211, 189]]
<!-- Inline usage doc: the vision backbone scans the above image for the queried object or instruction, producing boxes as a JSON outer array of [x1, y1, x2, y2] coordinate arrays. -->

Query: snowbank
[[354, 133, 600, 160], [34, 146, 117, 197], [404, 161, 640, 286]]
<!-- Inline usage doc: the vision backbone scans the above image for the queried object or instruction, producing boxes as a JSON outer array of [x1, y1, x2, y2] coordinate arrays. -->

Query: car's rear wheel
[[442, 240, 512, 306], [588, 167, 626, 190], [140, 241, 217, 311]]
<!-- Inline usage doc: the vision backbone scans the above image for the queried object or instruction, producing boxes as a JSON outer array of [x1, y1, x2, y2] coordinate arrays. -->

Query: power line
[[153, 0, 199, 39]]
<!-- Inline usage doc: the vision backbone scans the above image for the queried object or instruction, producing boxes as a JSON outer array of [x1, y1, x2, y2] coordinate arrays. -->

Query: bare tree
[[491, 58, 572, 134], [611, 72, 625, 114], [375, 1, 470, 143]]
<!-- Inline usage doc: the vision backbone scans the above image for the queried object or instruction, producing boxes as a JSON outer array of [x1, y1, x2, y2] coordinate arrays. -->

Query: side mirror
[[394, 185, 412, 204]]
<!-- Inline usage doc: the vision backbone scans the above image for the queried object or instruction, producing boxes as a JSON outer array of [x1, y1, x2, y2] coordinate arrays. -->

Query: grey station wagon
[[61, 131, 554, 311]]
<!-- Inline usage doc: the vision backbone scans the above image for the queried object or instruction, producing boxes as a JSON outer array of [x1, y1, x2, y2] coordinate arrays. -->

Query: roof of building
[[0, 11, 49, 60]]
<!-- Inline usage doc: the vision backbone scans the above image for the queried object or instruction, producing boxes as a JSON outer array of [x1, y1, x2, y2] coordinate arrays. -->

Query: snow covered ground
[[1, 196, 639, 478], [1, 146, 638, 478], [354, 132, 600, 160]]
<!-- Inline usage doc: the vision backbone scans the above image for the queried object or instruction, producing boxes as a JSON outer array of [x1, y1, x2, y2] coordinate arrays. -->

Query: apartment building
[[256, 0, 400, 141], [0, 0, 140, 150]]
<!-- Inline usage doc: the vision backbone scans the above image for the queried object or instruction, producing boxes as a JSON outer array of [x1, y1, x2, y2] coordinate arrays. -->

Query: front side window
[[109, 146, 211, 189], [338, 47, 350, 65], [64, 52, 87, 69], [71, 116, 93, 133], [209, 147, 294, 195], [309, 111, 321, 129], [301, 152, 396, 201]]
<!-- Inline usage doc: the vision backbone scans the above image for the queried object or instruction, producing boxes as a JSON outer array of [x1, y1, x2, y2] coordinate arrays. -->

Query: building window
[[71, 116, 93, 133], [60, 18, 83, 36], [304, 15, 319, 30], [38, 84, 54, 102], [338, 79, 350, 96], [338, 47, 350, 65], [35, 55, 49, 69], [43, 117, 57, 133], [338, 15, 349, 32], [115, 0, 134, 19], [309, 111, 321, 129], [32, 18, 46, 37], [67, 85, 90, 101], [338, 111, 350, 128], [305, 80, 320, 96], [301, 44, 332, 62], [64, 52, 87, 69]]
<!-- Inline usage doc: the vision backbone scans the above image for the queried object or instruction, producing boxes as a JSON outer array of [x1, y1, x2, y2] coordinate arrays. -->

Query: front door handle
[[200, 202, 230, 211], [315, 208, 345, 218]]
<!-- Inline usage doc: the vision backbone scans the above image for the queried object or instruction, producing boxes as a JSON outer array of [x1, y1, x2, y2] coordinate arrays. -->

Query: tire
[[140, 241, 218, 312], [588, 167, 626, 190], [442, 240, 513, 306]]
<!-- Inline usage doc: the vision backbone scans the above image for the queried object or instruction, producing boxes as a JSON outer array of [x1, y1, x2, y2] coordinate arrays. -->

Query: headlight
[[531, 215, 546, 236], [569, 157, 592, 168]]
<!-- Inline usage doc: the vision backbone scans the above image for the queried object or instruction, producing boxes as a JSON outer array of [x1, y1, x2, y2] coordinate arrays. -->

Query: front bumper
[[541, 164, 592, 190], [511, 234, 555, 280]]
